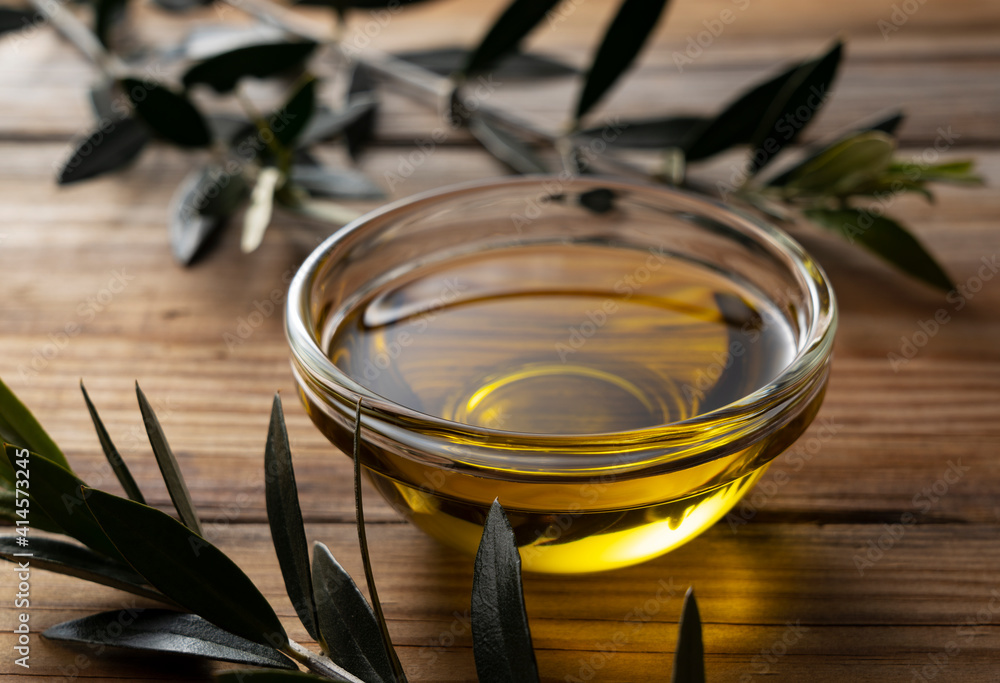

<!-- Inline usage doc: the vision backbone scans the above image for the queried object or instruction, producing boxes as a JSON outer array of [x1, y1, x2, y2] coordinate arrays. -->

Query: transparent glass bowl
[[286, 176, 836, 573]]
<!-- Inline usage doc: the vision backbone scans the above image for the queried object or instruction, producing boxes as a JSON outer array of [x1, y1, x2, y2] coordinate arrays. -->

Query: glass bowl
[[286, 176, 836, 573]]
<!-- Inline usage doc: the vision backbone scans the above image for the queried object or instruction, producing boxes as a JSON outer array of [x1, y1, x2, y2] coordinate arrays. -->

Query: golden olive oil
[[323, 243, 805, 572]]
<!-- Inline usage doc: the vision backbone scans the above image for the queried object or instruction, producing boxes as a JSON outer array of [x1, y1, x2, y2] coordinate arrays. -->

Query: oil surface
[[328, 244, 796, 434], [323, 243, 803, 572]]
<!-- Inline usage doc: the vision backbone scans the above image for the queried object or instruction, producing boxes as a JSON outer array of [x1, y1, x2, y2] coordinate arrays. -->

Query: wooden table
[[2, 0, 999, 680]]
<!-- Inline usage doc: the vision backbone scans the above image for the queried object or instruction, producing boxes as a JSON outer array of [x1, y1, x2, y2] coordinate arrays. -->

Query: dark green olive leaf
[[471, 499, 539, 683], [290, 166, 385, 200], [297, 99, 378, 148], [170, 165, 247, 266], [4, 445, 120, 558], [0, 8, 36, 36], [80, 382, 145, 504], [804, 208, 954, 291], [94, 0, 127, 48], [461, 0, 562, 78], [312, 542, 395, 683], [746, 40, 843, 175], [0, 377, 71, 479], [344, 63, 378, 160], [352, 402, 407, 682], [182, 41, 318, 94], [0, 483, 62, 534], [578, 188, 617, 213], [264, 394, 318, 643], [670, 588, 705, 683], [45, 609, 295, 670], [468, 116, 548, 175], [216, 671, 337, 683], [682, 42, 840, 163], [121, 78, 213, 148], [83, 487, 288, 647], [151, 0, 215, 12], [1, 535, 164, 601], [765, 109, 905, 187], [57, 117, 150, 185], [576, 116, 706, 149], [275, 76, 316, 148], [136, 383, 204, 536], [574, 0, 672, 122], [398, 46, 576, 80], [779, 131, 896, 197]]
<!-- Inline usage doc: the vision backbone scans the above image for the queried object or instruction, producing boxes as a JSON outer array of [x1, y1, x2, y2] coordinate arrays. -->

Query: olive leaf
[[182, 41, 318, 94], [242, 167, 282, 254], [670, 588, 705, 683], [94, 0, 127, 48], [151, 0, 215, 12], [81, 381, 145, 504], [83, 487, 288, 647], [576, 115, 707, 149], [136, 383, 204, 536], [45, 609, 296, 670], [264, 394, 319, 642], [468, 116, 548, 174], [352, 401, 407, 682], [312, 541, 396, 683], [0, 8, 36, 36], [682, 41, 842, 163], [471, 499, 539, 683], [777, 131, 896, 197], [4, 445, 119, 559], [886, 160, 982, 185], [399, 47, 576, 80], [804, 208, 953, 291], [344, 63, 378, 160], [0, 535, 163, 602], [0, 377, 71, 474], [274, 76, 317, 148], [574, 0, 673, 122], [57, 117, 150, 185], [461, 0, 563, 78], [747, 40, 843, 174], [289, 165, 385, 200], [298, 98, 378, 148], [121, 78, 213, 148], [169, 165, 248, 266], [765, 110, 905, 187]]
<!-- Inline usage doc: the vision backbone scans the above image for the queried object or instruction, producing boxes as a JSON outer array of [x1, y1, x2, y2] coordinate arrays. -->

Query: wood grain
[[2, 0, 999, 681]]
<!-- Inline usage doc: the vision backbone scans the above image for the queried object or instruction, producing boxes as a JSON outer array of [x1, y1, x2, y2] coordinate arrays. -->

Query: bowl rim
[[286, 174, 837, 454]]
